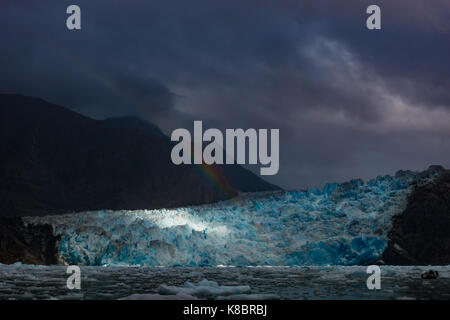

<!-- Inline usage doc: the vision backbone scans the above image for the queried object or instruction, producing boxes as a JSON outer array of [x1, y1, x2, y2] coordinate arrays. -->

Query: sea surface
[[0, 264, 448, 300]]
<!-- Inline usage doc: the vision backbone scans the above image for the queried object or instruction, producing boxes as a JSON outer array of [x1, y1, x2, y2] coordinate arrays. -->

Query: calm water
[[0, 264, 448, 300]]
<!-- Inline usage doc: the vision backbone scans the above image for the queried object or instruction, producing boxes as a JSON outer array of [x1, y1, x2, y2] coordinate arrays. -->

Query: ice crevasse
[[24, 170, 439, 266]]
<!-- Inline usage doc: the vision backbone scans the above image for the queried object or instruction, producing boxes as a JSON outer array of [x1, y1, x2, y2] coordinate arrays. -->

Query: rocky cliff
[[0, 217, 60, 265], [382, 166, 450, 265]]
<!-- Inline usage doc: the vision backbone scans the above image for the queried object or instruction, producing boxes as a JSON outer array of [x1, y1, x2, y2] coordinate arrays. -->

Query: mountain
[[103, 116, 167, 138], [0, 94, 279, 217]]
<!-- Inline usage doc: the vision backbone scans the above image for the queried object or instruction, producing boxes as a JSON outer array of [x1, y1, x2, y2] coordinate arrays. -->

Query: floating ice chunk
[[118, 279, 252, 300], [119, 292, 197, 300], [217, 294, 280, 300], [158, 279, 251, 298]]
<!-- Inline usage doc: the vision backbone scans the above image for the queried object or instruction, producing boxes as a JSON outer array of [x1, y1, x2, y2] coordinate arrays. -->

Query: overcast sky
[[1, 0, 449, 189]]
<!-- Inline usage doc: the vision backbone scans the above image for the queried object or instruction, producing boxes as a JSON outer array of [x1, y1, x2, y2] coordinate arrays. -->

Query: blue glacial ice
[[24, 170, 437, 266]]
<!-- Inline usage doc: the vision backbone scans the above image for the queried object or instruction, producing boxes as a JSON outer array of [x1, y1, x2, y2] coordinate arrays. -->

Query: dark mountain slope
[[0, 94, 279, 217], [103, 116, 167, 138], [104, 116, 280, 193]]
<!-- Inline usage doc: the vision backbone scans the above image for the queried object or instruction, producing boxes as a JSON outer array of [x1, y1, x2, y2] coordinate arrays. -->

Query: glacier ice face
[[24, 170, 437, 266]]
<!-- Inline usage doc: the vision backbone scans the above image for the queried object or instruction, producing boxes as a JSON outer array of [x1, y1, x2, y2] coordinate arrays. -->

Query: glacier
[[24, 169, 439, 266]]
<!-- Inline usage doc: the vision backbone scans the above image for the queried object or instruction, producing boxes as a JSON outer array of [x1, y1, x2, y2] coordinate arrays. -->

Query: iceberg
[[119, 279, 278, 300]]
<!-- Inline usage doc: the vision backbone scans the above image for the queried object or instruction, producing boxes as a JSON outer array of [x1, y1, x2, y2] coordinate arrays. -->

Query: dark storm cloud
[[1, 0, 449, 188]]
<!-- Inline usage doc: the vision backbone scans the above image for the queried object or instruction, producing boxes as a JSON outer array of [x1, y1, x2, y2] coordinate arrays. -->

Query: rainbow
[[196, 163, 237, 198]]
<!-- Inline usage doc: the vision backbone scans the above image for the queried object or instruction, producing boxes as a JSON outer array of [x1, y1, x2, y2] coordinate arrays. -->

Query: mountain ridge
[[0, 94, 279, 217]]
